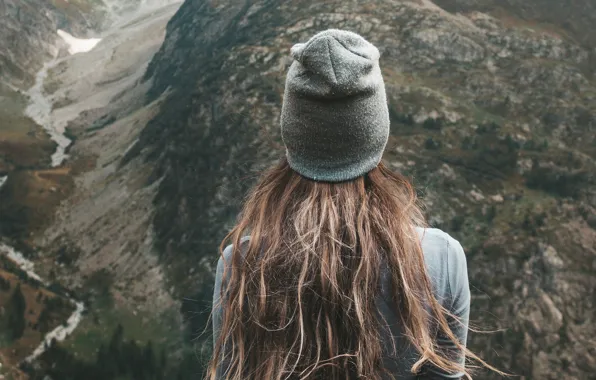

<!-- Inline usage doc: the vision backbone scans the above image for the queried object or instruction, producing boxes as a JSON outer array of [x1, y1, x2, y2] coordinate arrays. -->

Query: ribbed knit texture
[[280, 29, 390, 182]]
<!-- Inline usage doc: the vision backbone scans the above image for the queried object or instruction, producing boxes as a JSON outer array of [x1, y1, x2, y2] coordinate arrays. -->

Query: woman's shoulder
[[416, 227, 465, 258], [219, 236, 252, 264], [415, 227, 469, 299], [215, 236, 251, 285]]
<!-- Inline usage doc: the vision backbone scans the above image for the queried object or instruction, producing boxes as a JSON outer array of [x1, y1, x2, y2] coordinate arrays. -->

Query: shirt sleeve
[[212, 244, 234, 379], [212, 252, 226, 348], [418, 236, 471, 379]]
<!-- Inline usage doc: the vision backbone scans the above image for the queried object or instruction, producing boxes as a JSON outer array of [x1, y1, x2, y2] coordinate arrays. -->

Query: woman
[[207, 29, 500, 379]]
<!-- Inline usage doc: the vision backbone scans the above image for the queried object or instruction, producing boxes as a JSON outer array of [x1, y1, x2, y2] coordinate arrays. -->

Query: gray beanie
[[280, 29, 390, 182]]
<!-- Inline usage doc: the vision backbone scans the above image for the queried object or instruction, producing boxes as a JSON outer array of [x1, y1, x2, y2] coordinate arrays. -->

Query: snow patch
[[57, 30, 102, 55], [0, 175, 7, 189]]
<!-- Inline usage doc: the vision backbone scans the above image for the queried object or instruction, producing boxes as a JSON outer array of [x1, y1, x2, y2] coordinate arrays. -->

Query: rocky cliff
[[134, 0, 596, 378]]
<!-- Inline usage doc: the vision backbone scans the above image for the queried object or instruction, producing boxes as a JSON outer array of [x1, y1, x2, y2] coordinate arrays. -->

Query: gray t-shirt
[[212, 227, 470, 379]]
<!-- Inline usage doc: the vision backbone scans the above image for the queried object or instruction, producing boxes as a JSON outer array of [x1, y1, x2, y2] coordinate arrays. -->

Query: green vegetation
[[0, 83, 55, 172], [0, 275, 10, 291], [469, 105, 507, 126], [26, 304, 207, 380], [422, 117, 445, 130], [50, 269, 184, 364], [36, 296, 71, 334], [26, 323, 186, 380], [22, 247, 220, 378], [525, 164, 589, 198], [523, 138, 549, 152], [388, 106, 415, 127], [522, 147, 592, 199], [0, 284, 26, 343], [86, 115, 117, 133], [424, 137, 442, 150]]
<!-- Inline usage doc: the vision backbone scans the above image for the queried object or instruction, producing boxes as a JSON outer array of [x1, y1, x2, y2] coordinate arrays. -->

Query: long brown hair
[[206, 157, 501, 379]]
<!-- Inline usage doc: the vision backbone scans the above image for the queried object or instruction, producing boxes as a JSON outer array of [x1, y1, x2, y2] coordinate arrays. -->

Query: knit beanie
[[280, 29, 390, 182]]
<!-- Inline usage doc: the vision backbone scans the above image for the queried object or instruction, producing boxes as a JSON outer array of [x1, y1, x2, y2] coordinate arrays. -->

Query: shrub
[[1, 283, 26, 340], [423, 117, 444, 130], [0, 275, 10, 291], [424, 137, 442, 150], [525, 165, 587, 198]]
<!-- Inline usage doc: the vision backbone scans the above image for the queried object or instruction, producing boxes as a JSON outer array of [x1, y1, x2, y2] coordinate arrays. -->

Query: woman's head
[[280, 29, 390, 183]]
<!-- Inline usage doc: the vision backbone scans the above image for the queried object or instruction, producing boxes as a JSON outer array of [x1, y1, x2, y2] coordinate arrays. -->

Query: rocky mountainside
[[132, 0, 595, 378], [434, 0, 596, 49]]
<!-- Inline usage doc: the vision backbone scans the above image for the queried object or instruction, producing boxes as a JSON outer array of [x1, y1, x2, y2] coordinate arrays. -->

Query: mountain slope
[[433, 0, 596, 49], [1, 1, 75, 175], [134, 0, 596, 378], [0, 2, 184, 378]]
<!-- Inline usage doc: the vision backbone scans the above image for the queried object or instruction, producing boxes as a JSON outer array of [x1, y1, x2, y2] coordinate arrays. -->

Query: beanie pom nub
[[280, 29, 390, 182]]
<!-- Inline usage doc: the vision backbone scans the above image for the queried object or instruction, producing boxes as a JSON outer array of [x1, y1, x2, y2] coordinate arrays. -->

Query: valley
[[0, 1, 183, 378]]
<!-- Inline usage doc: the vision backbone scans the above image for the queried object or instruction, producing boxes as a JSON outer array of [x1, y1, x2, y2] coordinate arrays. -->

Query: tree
[[424, 137, 441, 150], [143, 341, 156, 374], [4, 283, 27, 340], [109, 323, 125, 353], [0, 275, 10, 291], [423, 117, 444, 130]]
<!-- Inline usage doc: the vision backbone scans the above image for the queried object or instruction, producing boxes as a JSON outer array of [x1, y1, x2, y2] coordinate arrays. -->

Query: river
[[24, 31, 102, 168], [0, 243, 85, 364], [0, 29, 101, 367]]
